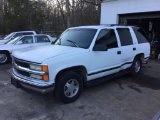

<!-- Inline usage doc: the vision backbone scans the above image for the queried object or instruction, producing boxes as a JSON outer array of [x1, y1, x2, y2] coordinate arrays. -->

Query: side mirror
[[93, 44, 108, 51]]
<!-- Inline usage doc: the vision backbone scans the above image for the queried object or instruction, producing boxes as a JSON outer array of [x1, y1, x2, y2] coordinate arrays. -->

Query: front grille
[[16, 69, 30, 77], [13, 57, 30, 77], [14, 58, 29, 68]]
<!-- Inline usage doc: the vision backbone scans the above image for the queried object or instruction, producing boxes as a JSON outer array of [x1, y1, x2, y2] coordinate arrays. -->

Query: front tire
[[55, 71, 83, 103], [131, 57, 142, 75], [0, 52, 10, 64]]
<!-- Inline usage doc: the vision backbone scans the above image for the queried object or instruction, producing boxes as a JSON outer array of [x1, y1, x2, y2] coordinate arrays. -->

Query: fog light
[[30, 74, 42, 80]]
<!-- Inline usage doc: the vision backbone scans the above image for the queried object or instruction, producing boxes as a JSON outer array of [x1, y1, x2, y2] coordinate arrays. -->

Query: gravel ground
[[0, 60, 160, 120]]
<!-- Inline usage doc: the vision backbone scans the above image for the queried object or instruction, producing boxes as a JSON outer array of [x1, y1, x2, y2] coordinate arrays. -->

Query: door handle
[[117, 51, 121, 55], [133, 48, 136, 51]]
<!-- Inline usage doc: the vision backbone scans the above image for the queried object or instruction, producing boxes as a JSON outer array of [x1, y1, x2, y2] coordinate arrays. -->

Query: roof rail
[[100, 24, 128, 26]]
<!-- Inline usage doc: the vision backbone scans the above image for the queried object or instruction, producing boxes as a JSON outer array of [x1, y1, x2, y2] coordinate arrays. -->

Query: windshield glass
[[5, 36, 21, 44], [55, 28, 97, 48], [4, 32, 15, 40]]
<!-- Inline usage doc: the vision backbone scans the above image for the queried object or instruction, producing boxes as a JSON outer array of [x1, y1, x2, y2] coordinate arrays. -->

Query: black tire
[[130, 56, 142, 75], [55, 71, 83, 103], [0, 52, 10, 64]]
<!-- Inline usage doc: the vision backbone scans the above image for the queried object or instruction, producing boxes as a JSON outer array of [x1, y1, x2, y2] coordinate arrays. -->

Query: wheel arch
[[55, 65, 87, 85], [0, 50, 10, 54], [134, 53, 144, 61]]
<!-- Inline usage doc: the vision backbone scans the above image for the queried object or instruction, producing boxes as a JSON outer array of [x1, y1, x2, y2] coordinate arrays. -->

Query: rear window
[[133, 27, 148, 44], [117, 28, 133, 46]]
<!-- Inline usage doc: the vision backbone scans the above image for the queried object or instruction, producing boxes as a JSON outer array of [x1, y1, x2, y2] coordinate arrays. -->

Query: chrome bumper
[[10, 68, 54, 94]]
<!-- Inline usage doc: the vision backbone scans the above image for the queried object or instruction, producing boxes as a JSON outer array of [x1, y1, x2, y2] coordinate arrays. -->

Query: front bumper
[[10, 68, 54, 94]]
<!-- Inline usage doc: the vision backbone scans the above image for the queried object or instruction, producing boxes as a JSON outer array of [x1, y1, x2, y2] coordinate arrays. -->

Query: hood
[[0, 44, 13, 51], [0, 40, 8, 44], [12, 45, 88, 63]]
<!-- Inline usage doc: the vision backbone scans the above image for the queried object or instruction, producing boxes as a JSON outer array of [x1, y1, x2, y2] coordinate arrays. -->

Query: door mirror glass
[[93, 44, 108, 51]]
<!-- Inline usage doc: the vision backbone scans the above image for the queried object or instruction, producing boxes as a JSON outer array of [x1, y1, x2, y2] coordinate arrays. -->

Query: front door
[[12, 36, 34, 52], [88, 29, 122, 81]]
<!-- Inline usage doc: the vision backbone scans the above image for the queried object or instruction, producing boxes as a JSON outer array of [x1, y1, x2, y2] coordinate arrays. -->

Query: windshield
[[55, 28, 97, 49], [4, 32, 15, 40], [5, 36, 21, 44]]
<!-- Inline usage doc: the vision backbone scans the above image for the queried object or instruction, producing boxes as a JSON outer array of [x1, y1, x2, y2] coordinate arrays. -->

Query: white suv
[[10, 25, 150, 103]]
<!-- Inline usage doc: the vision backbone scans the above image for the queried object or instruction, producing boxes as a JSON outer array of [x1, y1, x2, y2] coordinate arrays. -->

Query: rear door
[[116, 27, 136, 70]]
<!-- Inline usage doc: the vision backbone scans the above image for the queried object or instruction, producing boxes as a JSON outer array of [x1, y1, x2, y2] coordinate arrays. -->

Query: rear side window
[[133, 27, 148, 43], [23, 32, 34, 35], [35, 36, 50, 43], [117, 28, 133, 46], [96, 29, 118, 49]]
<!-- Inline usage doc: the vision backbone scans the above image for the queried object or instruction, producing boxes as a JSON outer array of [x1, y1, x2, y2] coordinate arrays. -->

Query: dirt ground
[[0, 60, 160, 120]]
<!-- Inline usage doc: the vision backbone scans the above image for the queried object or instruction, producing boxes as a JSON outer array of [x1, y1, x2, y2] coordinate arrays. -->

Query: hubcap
[[64, 79, 79, 98], [134, 61, 140, 73], [0, 54, 7, 63]]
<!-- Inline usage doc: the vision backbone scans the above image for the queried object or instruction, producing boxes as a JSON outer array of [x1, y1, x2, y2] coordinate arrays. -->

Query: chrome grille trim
[[13, 62, 46, 75]]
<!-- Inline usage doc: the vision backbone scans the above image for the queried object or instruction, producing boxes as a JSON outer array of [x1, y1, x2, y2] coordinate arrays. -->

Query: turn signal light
[[42, 65, 48, 72], [42, 74, 49, 81]]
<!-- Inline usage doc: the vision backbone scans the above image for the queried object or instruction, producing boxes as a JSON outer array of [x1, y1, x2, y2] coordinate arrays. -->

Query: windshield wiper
[[67, 40, 79, 48]]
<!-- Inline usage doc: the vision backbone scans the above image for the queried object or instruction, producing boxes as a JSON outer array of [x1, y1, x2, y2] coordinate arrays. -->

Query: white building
[[101, 0, 160, 40]]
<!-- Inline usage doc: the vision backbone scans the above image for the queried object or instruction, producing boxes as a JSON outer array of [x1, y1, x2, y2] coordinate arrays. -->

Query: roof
[[69, 25, 135, 30], [13, 31, 36, 33]]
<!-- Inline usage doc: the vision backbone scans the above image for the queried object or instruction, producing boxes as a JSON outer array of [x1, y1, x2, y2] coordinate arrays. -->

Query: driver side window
[[95, 29, 118, 49], [16, 36, 33, 44]]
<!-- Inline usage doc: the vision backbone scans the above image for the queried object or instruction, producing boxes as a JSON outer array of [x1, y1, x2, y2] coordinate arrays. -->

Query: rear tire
[[0, 52, 10, 64], [130, 56, 142, 75], [55, 71, 83, 103]]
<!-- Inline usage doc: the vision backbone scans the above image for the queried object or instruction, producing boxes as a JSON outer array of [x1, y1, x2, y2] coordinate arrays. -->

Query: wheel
[[0, 52, 10, 64], [130, 56, 142, 75], [55, 71, 83, 103]]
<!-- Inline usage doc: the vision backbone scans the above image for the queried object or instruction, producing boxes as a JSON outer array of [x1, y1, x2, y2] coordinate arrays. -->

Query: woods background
[[0, 0, 101, 35]]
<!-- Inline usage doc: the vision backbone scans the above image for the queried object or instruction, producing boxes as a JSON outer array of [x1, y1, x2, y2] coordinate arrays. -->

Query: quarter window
[[117, 28, 133, 46], [95, 29, 118, 49], [133, 27, 148, 43]]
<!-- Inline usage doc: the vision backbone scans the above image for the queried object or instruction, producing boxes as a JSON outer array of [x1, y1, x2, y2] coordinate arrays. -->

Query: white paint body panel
[[101, 0, 160, 24]]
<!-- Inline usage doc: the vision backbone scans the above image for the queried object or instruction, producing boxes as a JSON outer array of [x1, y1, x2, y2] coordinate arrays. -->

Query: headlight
[[30, 64, 41, 71], [29, 64, 49, 81], [29, 64, 48, 72]]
